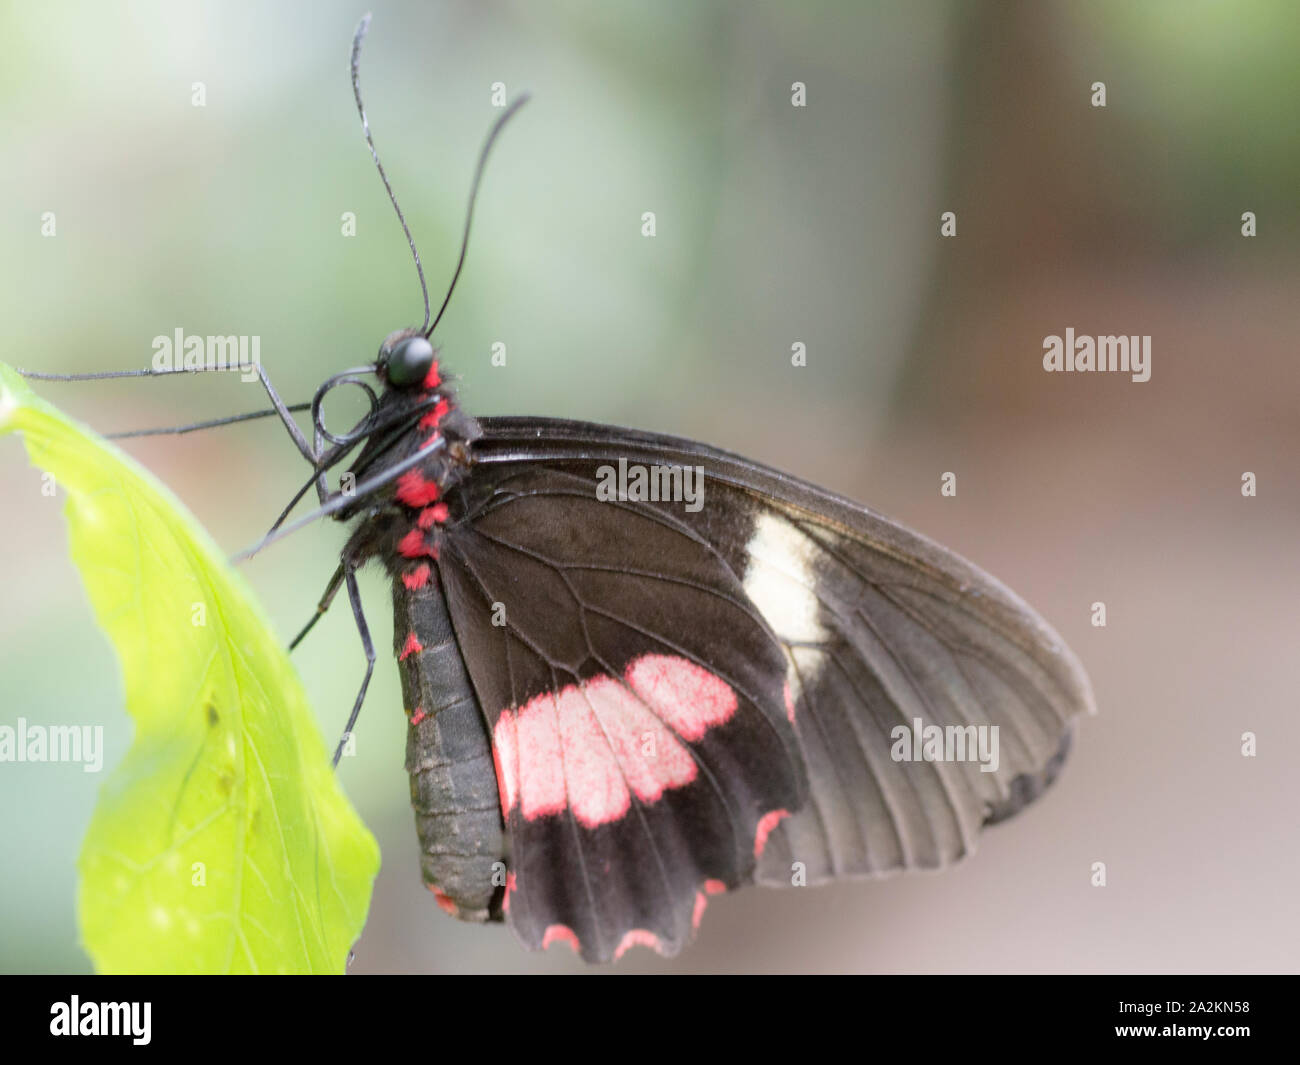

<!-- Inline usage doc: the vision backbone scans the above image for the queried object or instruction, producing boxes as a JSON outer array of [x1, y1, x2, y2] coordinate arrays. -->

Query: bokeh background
[[2, 0, 1297, 973]]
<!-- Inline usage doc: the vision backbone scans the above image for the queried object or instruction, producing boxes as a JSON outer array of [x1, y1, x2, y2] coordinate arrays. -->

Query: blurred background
[[1, 0, 1297, 973]]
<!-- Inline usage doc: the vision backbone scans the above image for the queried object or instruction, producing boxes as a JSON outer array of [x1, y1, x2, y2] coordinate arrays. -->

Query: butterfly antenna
[[426, 92, 531, 338], [352, 12, 431, 332]]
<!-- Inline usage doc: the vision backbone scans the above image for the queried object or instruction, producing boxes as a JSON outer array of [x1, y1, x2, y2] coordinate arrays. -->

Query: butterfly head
[[377, 329, 436, 390]]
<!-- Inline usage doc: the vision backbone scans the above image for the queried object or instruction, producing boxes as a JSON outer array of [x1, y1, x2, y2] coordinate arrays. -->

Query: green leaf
[[0, 364, 379, 974]]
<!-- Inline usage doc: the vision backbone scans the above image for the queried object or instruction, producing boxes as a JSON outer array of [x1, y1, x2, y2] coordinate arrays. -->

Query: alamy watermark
[[50, 996, 150, 1045], [890, 717, 999, 774], [152, 328, 261, 382], [1042, 329, 1151, 382], [596, 457, 705, 513], [0, 718, 104, 772]]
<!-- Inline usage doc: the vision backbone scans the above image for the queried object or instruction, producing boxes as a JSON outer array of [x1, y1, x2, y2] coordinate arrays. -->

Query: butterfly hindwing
[[436, 461, 805, 961]]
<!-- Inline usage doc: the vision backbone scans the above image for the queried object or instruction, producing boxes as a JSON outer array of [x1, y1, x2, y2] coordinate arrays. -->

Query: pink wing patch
[[492, 655, 739, 828], [625, 654, 738, 741]]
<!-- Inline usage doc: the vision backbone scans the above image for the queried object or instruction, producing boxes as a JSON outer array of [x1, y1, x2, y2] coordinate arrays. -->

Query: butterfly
[[29, 15, 1094, 964]]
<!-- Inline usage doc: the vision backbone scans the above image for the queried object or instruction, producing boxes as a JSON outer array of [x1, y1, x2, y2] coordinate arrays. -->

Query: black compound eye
[[384, 336, 434, 388]]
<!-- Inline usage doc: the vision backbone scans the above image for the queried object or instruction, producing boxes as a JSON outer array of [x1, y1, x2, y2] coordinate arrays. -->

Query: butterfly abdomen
[[393, 568, 505, 921]]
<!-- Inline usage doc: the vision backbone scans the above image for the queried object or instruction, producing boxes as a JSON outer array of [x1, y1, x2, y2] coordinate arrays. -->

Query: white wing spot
[[743, 513, 831, 715], [743, 513, 828, 644]]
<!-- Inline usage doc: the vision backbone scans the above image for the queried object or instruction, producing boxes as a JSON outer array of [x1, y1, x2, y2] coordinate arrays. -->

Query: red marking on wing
[[493, 669, 716, 828], [417, 503, 450, 529], [614, 929, 666, 960], [419, 398, 451, 431], [783, 681, 796, 724], [692, 879, 728, 931], [626, 654, 738, 741], [402, 563, 431, 590], [692, 892, 709, 931], [398, 631, 423, 661], [754, 809, 790, 858], [422, 362, 442, 390], [688, 878, 730, 933], [541, 925, 580, 953], [396, 470, 442, 508]]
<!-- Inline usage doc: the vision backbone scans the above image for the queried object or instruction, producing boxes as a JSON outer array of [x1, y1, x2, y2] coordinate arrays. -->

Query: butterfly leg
[[104, 404, 313, 440], [288, 562, 346, 652], [253, 362, 318, 465], [331, 559, 375, 768], [313, 423, 329, 504]]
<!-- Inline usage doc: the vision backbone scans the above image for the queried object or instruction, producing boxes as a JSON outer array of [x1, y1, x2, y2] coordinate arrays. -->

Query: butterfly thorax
[[340, 335, 481, 580]]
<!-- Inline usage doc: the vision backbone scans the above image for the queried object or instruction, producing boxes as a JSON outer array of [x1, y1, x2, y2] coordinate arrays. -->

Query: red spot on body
[[754, 809, 790, 858], [428, 887, 458, 916], [422, 362, 442, 390], [503, 871, 516, 914], [541, 925, 580, 953], [614, 929, 666, 960], [417, 503, 450, 529], [419, 398, 451, 431], [398, 528, 436, 559], [409, 707, 428, 726], [704, 879, 726, 895], [625, 655, 738, 740], [396, 470, 441, 508], [399, 632, 423, 661], [402, 563, 431, 590]]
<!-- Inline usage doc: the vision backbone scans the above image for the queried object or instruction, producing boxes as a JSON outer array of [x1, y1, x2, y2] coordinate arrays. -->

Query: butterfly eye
[[384, 336, 434, 388]]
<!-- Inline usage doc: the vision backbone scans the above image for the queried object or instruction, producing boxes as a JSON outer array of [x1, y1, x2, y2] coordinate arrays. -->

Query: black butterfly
[[28, 16, 1093, 963]]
